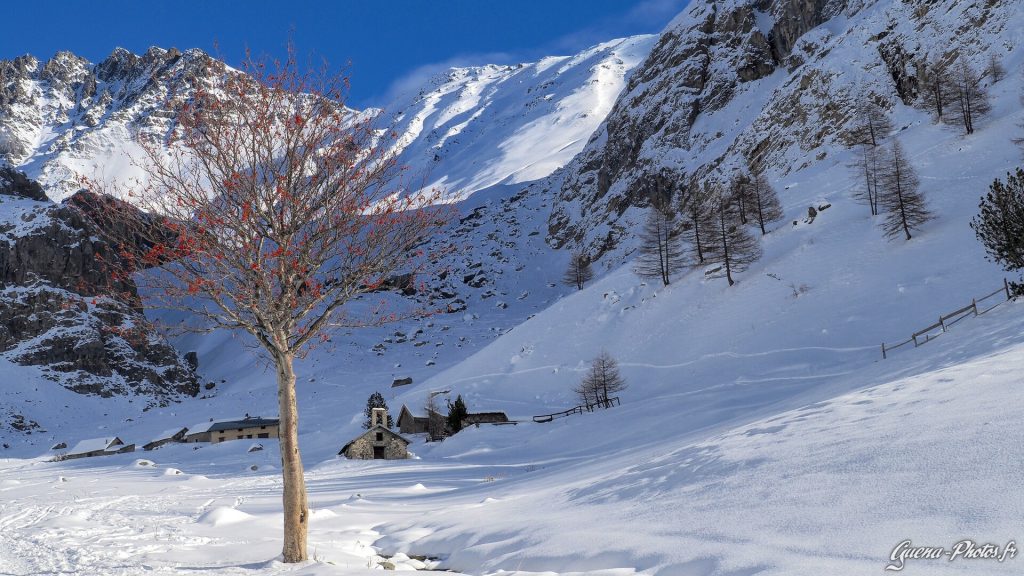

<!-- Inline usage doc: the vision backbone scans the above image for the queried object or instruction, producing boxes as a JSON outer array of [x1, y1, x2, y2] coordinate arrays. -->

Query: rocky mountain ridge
[[547, 0, 1020, 261], [0, 167, 198, 416]]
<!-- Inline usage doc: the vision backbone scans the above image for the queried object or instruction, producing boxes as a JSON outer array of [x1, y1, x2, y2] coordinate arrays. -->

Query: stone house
[[397, 404, 446, 435], [339, 408, 410, 460], [143, 427, 188, 451], [183, 416, 279, 443], [61, 437, 135, 460]]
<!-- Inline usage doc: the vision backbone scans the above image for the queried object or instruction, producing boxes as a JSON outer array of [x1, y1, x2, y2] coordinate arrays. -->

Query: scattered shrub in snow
[[575, 350, 628, 407]]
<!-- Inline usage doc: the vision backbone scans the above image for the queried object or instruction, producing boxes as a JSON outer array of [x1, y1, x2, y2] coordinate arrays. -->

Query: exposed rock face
[[0, 169, 198, 404], [548, 0, 1016, 261]]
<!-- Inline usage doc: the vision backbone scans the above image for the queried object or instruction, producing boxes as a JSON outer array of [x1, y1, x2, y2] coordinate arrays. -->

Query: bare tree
[[747, 163, 784, 235], [852, 141, 883, 216], [425, 392, 447, 442], [985, 53, 1006, 83], [578, 350, 627, 407], [950, 58, 991, 135], [848, 98, 894, 147], [562, 250, 594, 290], [635, 181, 686, 286], [678, 180, 714, 265], [730, 171, 751, 225], [84, 50, 447, 562], [704, 185, 762, 286], [879, 140, 933, 240], [919, 56, 955, 122]]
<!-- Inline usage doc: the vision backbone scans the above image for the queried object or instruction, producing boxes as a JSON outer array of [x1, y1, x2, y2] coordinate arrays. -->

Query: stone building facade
[[339, 408, 410, 460]]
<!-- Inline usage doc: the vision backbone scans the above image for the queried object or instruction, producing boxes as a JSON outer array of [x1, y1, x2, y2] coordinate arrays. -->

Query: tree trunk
[[276, 352, 308, 563]]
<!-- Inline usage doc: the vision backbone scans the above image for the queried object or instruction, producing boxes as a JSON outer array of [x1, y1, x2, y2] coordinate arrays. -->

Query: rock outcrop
[[0, 168, 198, 404]]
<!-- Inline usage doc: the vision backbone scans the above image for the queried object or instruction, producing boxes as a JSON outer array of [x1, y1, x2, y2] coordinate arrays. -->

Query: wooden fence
[[881, 279, 1015, 359], [532, 396, 621, 423]]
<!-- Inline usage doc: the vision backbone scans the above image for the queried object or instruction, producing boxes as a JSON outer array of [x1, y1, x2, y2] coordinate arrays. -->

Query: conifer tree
[[446, 395, 468, 434], [562, 251, 594, 290], [879, 140, 933, 240], [635, 180, 686, 286], [362, 392, 394, 429], [950, 59, 991, 135], [920, 57, 955, 122], [678, 180, 714, 265], [985, 53, 1006, 83], [849, 99, 894, 147], [704, 185, 762, 286], [578, 350, 627, 407], [747, 163, 784, 235], [970, 168, 1024, 282]]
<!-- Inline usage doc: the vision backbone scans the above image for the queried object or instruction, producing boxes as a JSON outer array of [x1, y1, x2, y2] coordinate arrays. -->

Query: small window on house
[[237, 428, 244, 432], [218, 436, 225, 442], [258, 433, 269, 439], [260, 426, 266, 429], [375, 432, 384, 441], [247, 434, 253, 439]]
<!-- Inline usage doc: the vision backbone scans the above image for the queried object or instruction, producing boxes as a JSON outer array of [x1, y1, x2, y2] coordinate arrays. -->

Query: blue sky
[[0, 1, 687, 109]]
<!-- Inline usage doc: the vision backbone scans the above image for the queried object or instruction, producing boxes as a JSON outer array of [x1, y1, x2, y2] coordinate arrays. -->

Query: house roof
[[187, 417, 279, 435], [464, 412, 509, 423], [67, 437, 122, 455], [339, 425, 410, 454], [398, 404, 443, 420], [149, 427, 188, 443]]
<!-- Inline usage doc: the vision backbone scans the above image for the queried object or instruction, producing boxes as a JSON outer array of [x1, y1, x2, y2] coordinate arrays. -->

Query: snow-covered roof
[[187, 417, 278, 435], [67, 437, 121, 455], [149, 427, 188, 443]]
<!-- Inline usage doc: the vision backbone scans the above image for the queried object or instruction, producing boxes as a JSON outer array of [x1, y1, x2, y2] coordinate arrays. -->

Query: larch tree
[[83, 50, 447, 562], [747, 163, 784, 235], [985, 53, 1006, 83], [730, 171, 751, 225], [425, 392, 448, 442], [950, 58, 991, 135], [847, 97, 893, 216], [920, 56, 956, 122], [578, 350, 627, 406], [849, 98, 894, 148], [635, 179, 686, 286], [878, 140, 933, 240], [678, 180, 714, 266], [562, 250, 594, 290], [704, 185, 762, 286], [970, 168, 1024, 285]]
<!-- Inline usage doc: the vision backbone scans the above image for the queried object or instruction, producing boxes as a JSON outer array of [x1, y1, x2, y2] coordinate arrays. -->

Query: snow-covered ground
[[3, 2, 1024, 575]]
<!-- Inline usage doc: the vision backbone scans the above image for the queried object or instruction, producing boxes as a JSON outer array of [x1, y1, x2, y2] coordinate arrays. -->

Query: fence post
[[913, 334, 918, 348], [972, 298, 977, 316], [1006, 278, 1012, 300], [881, 343, 887, 359], [940, 316, 946, 332]]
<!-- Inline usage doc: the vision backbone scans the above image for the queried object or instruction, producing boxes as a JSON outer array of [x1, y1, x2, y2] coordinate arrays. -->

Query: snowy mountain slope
[[380, 36, 656, 200], [548, 0, 1024, 262], [0, 37, 656, 204], [1, 0, 1024, 572]]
